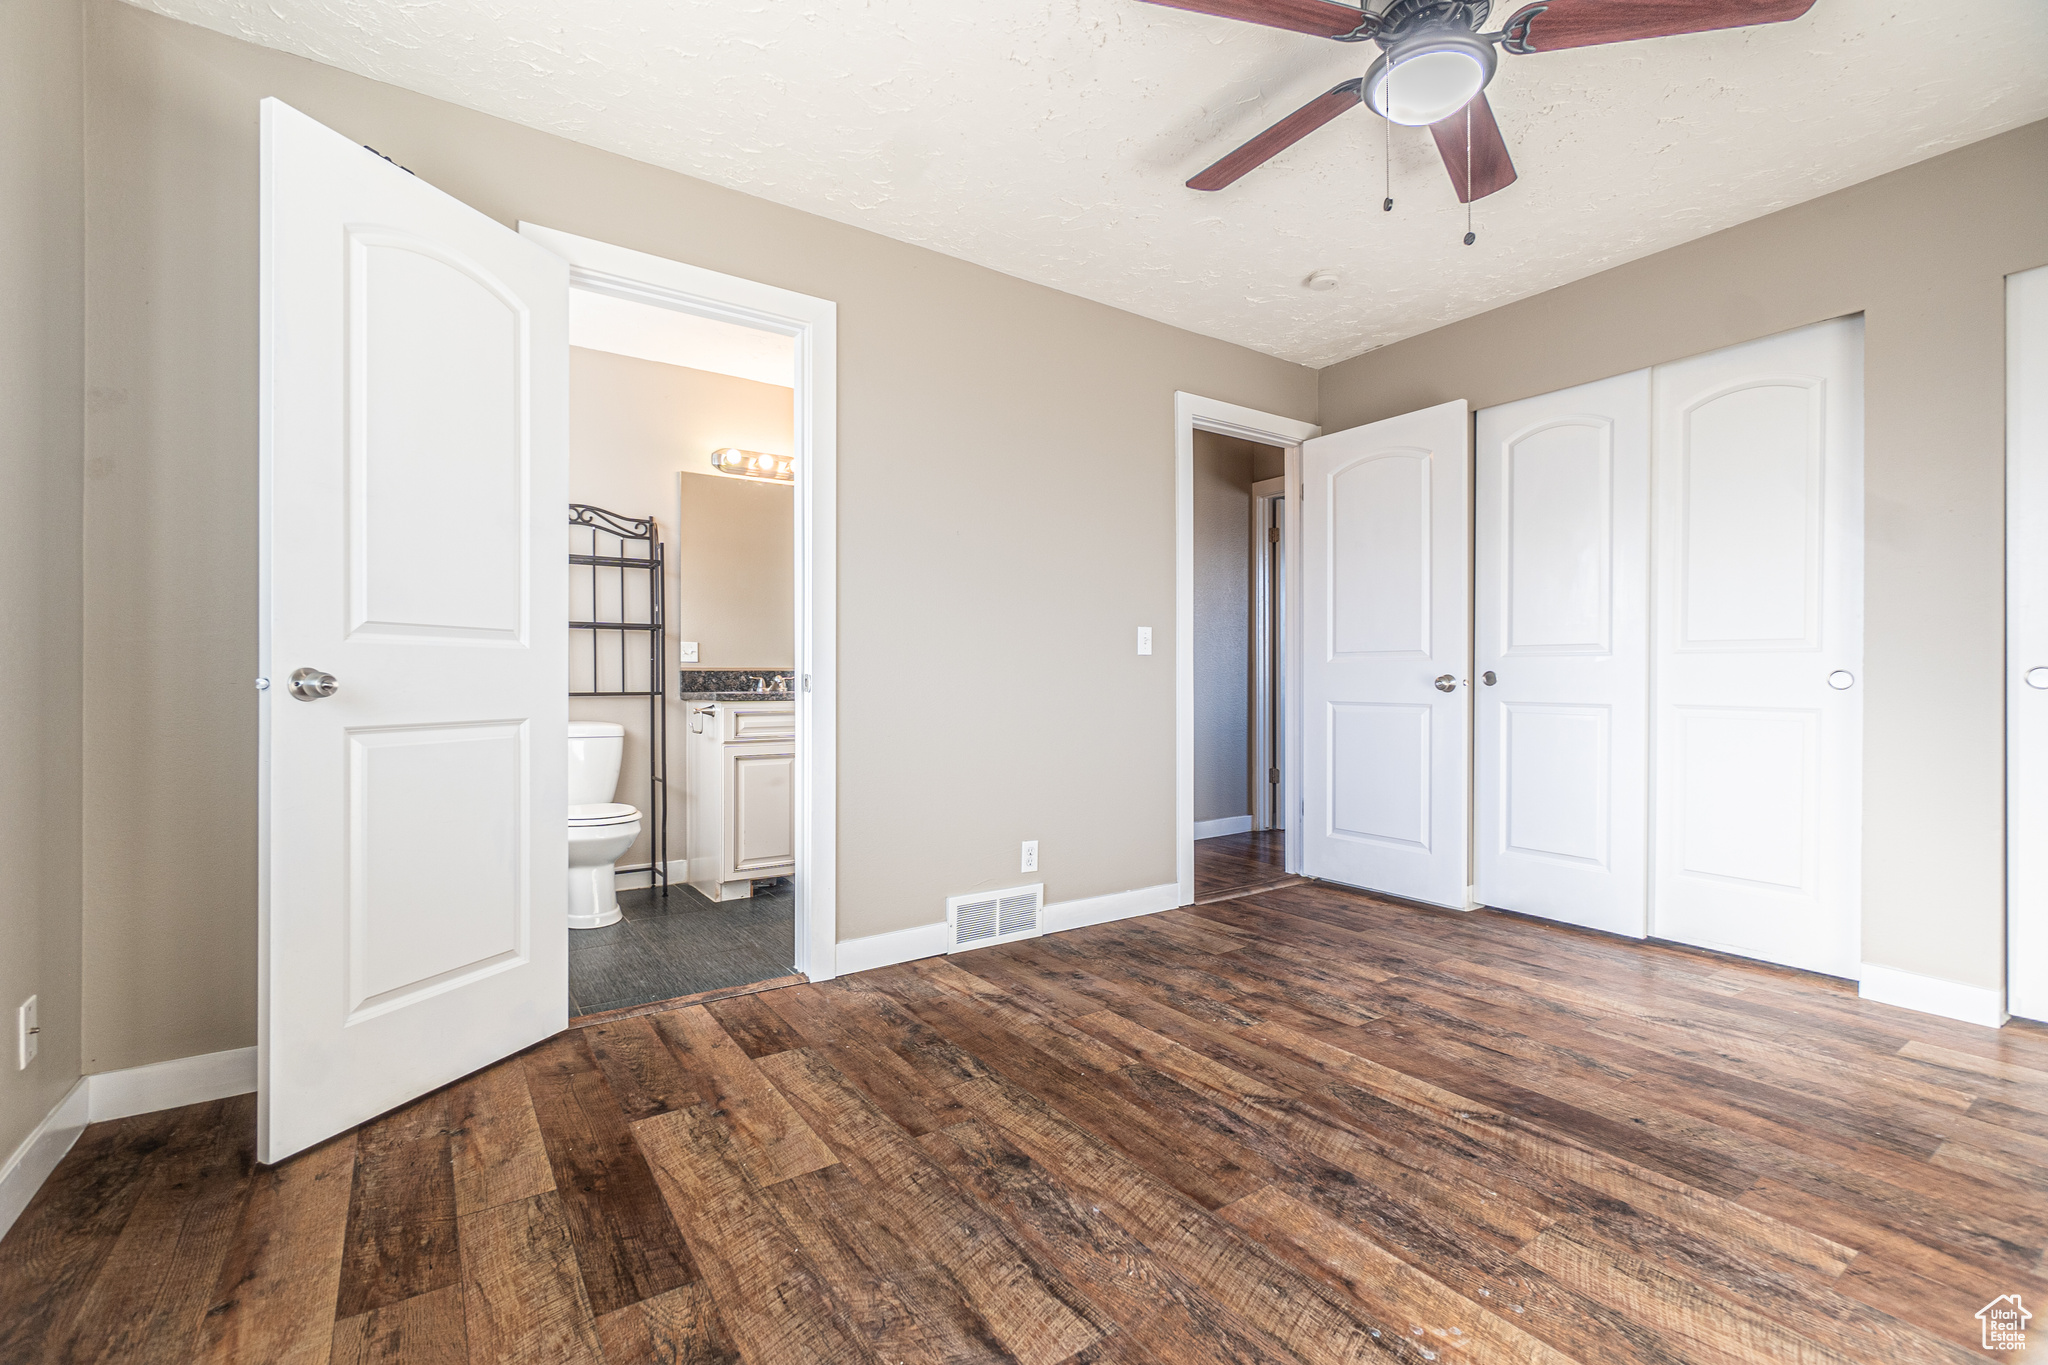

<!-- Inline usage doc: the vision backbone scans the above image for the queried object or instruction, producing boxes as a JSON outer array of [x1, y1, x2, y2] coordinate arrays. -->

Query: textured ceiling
[[132, 0, 2047, 366], [571, 291, 795, 389]]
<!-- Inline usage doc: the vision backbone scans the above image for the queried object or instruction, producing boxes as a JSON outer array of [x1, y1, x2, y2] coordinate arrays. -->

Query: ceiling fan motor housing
[[1372, 0, 1494, 47]]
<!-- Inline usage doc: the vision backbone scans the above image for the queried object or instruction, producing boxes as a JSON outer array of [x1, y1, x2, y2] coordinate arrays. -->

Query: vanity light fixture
[[710, 447, 794, 483]]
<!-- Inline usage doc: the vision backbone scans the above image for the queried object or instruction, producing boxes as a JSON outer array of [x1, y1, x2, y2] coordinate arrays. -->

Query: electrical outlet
[[679, 641, 700, 663], [17, 995, 37, 1070], [1136, 626, 1152, 656], [1021, 840, 1038, 874]]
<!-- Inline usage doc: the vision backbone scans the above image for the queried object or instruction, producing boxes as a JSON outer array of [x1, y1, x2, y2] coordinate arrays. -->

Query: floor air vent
[[947, 883, 1043, 952]]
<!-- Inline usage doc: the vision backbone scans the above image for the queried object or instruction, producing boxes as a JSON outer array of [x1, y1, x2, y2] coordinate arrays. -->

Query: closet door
[[1474, 372, 1650, 937], [1651, 318, 1863, 978], [2010, 265, 2048, 1023]]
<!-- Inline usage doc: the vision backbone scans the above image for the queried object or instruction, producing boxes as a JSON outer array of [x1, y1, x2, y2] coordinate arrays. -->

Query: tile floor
[[568, 877, 795, 1017]]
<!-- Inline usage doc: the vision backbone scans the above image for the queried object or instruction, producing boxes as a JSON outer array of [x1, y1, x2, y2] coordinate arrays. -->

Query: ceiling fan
[[1156, 0, 1818, 205]]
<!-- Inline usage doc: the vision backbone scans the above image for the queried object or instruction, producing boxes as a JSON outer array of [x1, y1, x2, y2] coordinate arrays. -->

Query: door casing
[[521, 225, 840, 980], [1174, 395, 1320, 905]]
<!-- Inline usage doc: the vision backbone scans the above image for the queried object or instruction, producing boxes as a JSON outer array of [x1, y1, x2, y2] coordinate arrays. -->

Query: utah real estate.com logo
[[1979, 1295, 2030, 1352]]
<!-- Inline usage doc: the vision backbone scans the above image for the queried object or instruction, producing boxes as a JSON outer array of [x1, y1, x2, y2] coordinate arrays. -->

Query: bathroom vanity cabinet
[[686, 699, 795, 900]]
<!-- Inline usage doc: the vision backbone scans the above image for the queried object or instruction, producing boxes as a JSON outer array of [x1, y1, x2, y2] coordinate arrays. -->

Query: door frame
[[521, 225, 840, 980], [1175, 394, 1319, 906], [1251, 477, 1286, 833]]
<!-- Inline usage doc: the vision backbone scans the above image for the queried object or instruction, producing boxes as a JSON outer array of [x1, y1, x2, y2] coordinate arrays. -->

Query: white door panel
[[261, 99, 569, 1162], [1651, 318, 1862, 978], [2011, 266, 2048, 1022], [1475, 372, 1650, 936], [1301, 400, 1470, 907]]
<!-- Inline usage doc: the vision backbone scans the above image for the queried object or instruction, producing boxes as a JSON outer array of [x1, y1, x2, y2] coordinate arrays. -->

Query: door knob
[[288, 667, 339, 701], [1481, 671, 1497, 686], [1827, 671, 1855, 691], [2028, 667, 2048, 690], [1434, 674, 1459, 693]]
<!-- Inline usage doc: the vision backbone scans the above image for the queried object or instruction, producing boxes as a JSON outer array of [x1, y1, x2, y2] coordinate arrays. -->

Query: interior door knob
[[2028, 667, 2048, 690], [1827, 670, 1855, 691], [1481, 671, 1497, 686], [288, 667, 339, 701], [1434, 674, 1458, 693]]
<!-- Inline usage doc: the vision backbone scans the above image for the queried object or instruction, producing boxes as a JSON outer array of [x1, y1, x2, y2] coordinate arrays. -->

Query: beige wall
[[78, 0, 1315, 1071], [0, 0, 86, 1158], [1192, 431, 1275, 826], [1320, 120, 2048, 995], [567, 345, 795, 872], [569, 347, 795, 669]]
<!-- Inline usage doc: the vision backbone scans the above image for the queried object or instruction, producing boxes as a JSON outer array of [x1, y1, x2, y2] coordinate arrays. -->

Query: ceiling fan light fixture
[[1364, 33, 1495, 127]]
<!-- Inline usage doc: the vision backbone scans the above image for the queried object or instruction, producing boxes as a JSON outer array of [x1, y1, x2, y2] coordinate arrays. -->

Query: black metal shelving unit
[[569, 504, 668, 898]]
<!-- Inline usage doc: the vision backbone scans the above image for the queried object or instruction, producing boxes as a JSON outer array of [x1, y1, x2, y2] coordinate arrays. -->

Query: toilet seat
[[569, 802, 639, 827]]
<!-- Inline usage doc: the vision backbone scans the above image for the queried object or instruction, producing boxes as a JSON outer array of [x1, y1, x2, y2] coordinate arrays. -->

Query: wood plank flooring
[[7, 879, 2048, 1363], [1193, 829, 1293, 902]]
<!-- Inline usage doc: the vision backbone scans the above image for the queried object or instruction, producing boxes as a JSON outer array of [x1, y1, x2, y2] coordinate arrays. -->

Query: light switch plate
[[1021, 840, 1038, 873], [679, 641, 700, 663], [17, 995, 37, 1070], [1137, 626, 1152, 656]]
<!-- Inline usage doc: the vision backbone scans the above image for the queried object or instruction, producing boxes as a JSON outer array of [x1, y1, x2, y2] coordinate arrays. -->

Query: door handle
[[2028, 667, 2048, 690], [288, 667, 339, 701], [1827, 671, 1855, 691], [1433, 674, 1459, 693], [1481, 671, 1496, 686]]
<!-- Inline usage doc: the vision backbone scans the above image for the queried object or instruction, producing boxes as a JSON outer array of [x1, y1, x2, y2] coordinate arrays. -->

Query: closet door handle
[[1481, 671, 1496, 686], [1433, 675, 1459, 693]]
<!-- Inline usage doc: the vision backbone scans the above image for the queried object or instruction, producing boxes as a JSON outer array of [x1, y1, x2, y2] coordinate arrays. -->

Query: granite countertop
[[677, 668, 795, 703]]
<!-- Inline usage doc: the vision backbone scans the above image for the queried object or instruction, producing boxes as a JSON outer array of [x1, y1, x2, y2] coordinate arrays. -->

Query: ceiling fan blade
[[1188, 79, 1364, 191], [1429, 93, 1517, 203], [1138, 0, 1372, 41], [1500, 0, 1816, 53]]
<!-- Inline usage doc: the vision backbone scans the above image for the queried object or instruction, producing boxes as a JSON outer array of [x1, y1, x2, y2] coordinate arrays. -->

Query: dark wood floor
[[570, 879, 795, 1018], [7, 880, 2048, 1364], [1194, 828, 1294, 901]]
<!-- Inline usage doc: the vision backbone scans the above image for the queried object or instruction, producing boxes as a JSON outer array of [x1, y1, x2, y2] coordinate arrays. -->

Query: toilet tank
[[567, 721, 626, 806]]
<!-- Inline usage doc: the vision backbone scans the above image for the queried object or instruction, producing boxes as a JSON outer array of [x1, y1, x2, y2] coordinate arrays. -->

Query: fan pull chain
[[1463, 102, 1477, 245], [1382, 60, 1393, 212]]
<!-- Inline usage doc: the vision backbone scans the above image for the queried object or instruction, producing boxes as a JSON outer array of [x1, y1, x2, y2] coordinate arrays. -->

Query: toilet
[[567, 721, 642, 930]]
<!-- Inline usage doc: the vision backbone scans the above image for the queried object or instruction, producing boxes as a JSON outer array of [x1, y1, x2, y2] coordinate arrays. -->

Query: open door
[[1299, 400, 1472, 908], [259, 99, 569, 1162]]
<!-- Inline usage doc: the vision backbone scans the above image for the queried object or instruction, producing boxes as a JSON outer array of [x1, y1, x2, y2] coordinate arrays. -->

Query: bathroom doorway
[[532, 227, 836, 1019]]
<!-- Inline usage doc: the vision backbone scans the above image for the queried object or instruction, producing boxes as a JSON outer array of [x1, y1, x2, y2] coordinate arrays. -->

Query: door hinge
[[1268, 525, 1280, 544], [1269, 767, 1280, 784]]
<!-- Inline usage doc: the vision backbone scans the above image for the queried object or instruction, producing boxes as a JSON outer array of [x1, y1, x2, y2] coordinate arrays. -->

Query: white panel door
[[2010, 266, 2048, 1023], [261, 99, 569, 1162], [1651, 318, 1863, 978], [1475, 372, 1650, 936], [1300, 400, 1471, 907]]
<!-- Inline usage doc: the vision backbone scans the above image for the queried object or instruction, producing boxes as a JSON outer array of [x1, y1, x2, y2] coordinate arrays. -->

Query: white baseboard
[[835, 920, 952, 976], [832, 881, 1185, 977], [615, 859, 687, 891], [1859, 963, 2008, 1029], [1194, 816, 1254, 841], [1043, 882, 1182, 933], [0, 1045, 260, 1240], [0, 1078, 90, 1239], [90, 1046, 258, 1124]]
